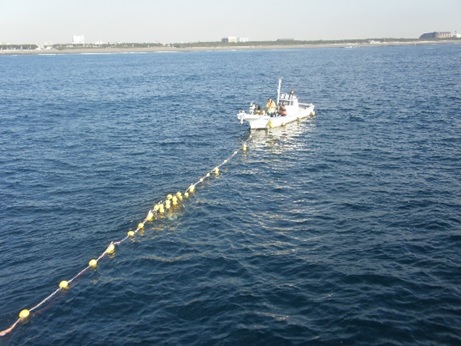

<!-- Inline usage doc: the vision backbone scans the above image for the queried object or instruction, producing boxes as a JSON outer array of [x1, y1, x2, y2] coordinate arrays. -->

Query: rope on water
[[0, 135, 251, 337]]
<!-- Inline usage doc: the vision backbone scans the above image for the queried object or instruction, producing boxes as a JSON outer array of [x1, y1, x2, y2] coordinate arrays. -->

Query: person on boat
[[279, 104, 287, 116], [288, 90, 296, 104], [265, 98, 277, 116]]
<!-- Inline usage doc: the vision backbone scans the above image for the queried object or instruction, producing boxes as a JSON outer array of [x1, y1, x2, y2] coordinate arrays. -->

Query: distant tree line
[[52, 42, 165, 50], [0, 44, 38, 50], [169, 38, 422, 48]]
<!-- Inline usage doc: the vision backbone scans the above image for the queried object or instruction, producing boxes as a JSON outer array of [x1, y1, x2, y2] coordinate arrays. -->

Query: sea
[[0, 44, 460, 345]]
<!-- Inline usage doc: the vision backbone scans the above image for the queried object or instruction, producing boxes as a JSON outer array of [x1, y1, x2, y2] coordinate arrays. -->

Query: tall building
[[72, 35, 85, 44]]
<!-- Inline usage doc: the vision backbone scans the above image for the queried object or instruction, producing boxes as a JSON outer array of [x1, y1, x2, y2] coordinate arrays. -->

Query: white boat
[[237, 78, 315, 130]]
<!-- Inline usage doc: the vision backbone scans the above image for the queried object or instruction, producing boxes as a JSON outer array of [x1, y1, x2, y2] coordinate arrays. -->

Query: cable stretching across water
[[0, 135, 251, 337]]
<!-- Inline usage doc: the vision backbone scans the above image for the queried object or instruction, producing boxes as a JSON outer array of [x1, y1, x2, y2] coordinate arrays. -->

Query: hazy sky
[[1, 0, 460, 44]]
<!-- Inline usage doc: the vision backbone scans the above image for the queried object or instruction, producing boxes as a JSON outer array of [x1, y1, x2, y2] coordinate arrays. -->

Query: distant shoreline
[[1, 39, 459, 55]]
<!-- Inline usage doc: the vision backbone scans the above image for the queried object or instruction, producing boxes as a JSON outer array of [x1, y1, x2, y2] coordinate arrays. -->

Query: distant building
[[419, 32, 452, 40], [454, 31, 461, 38], [222, 36, 238, 43], [221, 36, 248, 43], [72, 35, 85, 44]]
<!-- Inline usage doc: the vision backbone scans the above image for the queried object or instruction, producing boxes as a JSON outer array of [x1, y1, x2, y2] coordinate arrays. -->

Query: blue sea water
[[0, 44, 460, 345]]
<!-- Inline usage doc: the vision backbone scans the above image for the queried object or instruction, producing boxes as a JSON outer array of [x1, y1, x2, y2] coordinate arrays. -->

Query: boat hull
[[237, 103, 315, 130]]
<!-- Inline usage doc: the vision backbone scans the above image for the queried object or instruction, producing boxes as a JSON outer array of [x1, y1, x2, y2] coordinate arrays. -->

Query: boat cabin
[[278, 92, 298, 107]]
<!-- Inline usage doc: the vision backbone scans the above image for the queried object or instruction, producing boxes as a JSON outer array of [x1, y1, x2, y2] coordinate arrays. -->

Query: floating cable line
[[0, 135, 251, 337]]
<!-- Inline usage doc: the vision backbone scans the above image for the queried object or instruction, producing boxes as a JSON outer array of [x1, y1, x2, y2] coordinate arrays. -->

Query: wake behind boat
[[237, 78, 315, 130]]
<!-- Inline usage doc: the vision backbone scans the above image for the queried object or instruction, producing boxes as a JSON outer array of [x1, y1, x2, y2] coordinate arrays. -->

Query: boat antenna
[[276, 77, 282, 105]]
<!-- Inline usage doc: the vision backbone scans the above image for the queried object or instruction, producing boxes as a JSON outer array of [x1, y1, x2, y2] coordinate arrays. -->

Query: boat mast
[[276, 78, 282, 105]]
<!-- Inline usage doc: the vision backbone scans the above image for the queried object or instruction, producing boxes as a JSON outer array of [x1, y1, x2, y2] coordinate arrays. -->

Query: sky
[[0, 0, 460, 44]]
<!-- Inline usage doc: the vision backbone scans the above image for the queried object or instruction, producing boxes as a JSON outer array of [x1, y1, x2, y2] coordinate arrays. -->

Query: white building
[[72, 35, 85, 44], [221, 36, 249, 43], [222, 36, 238, 43]]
